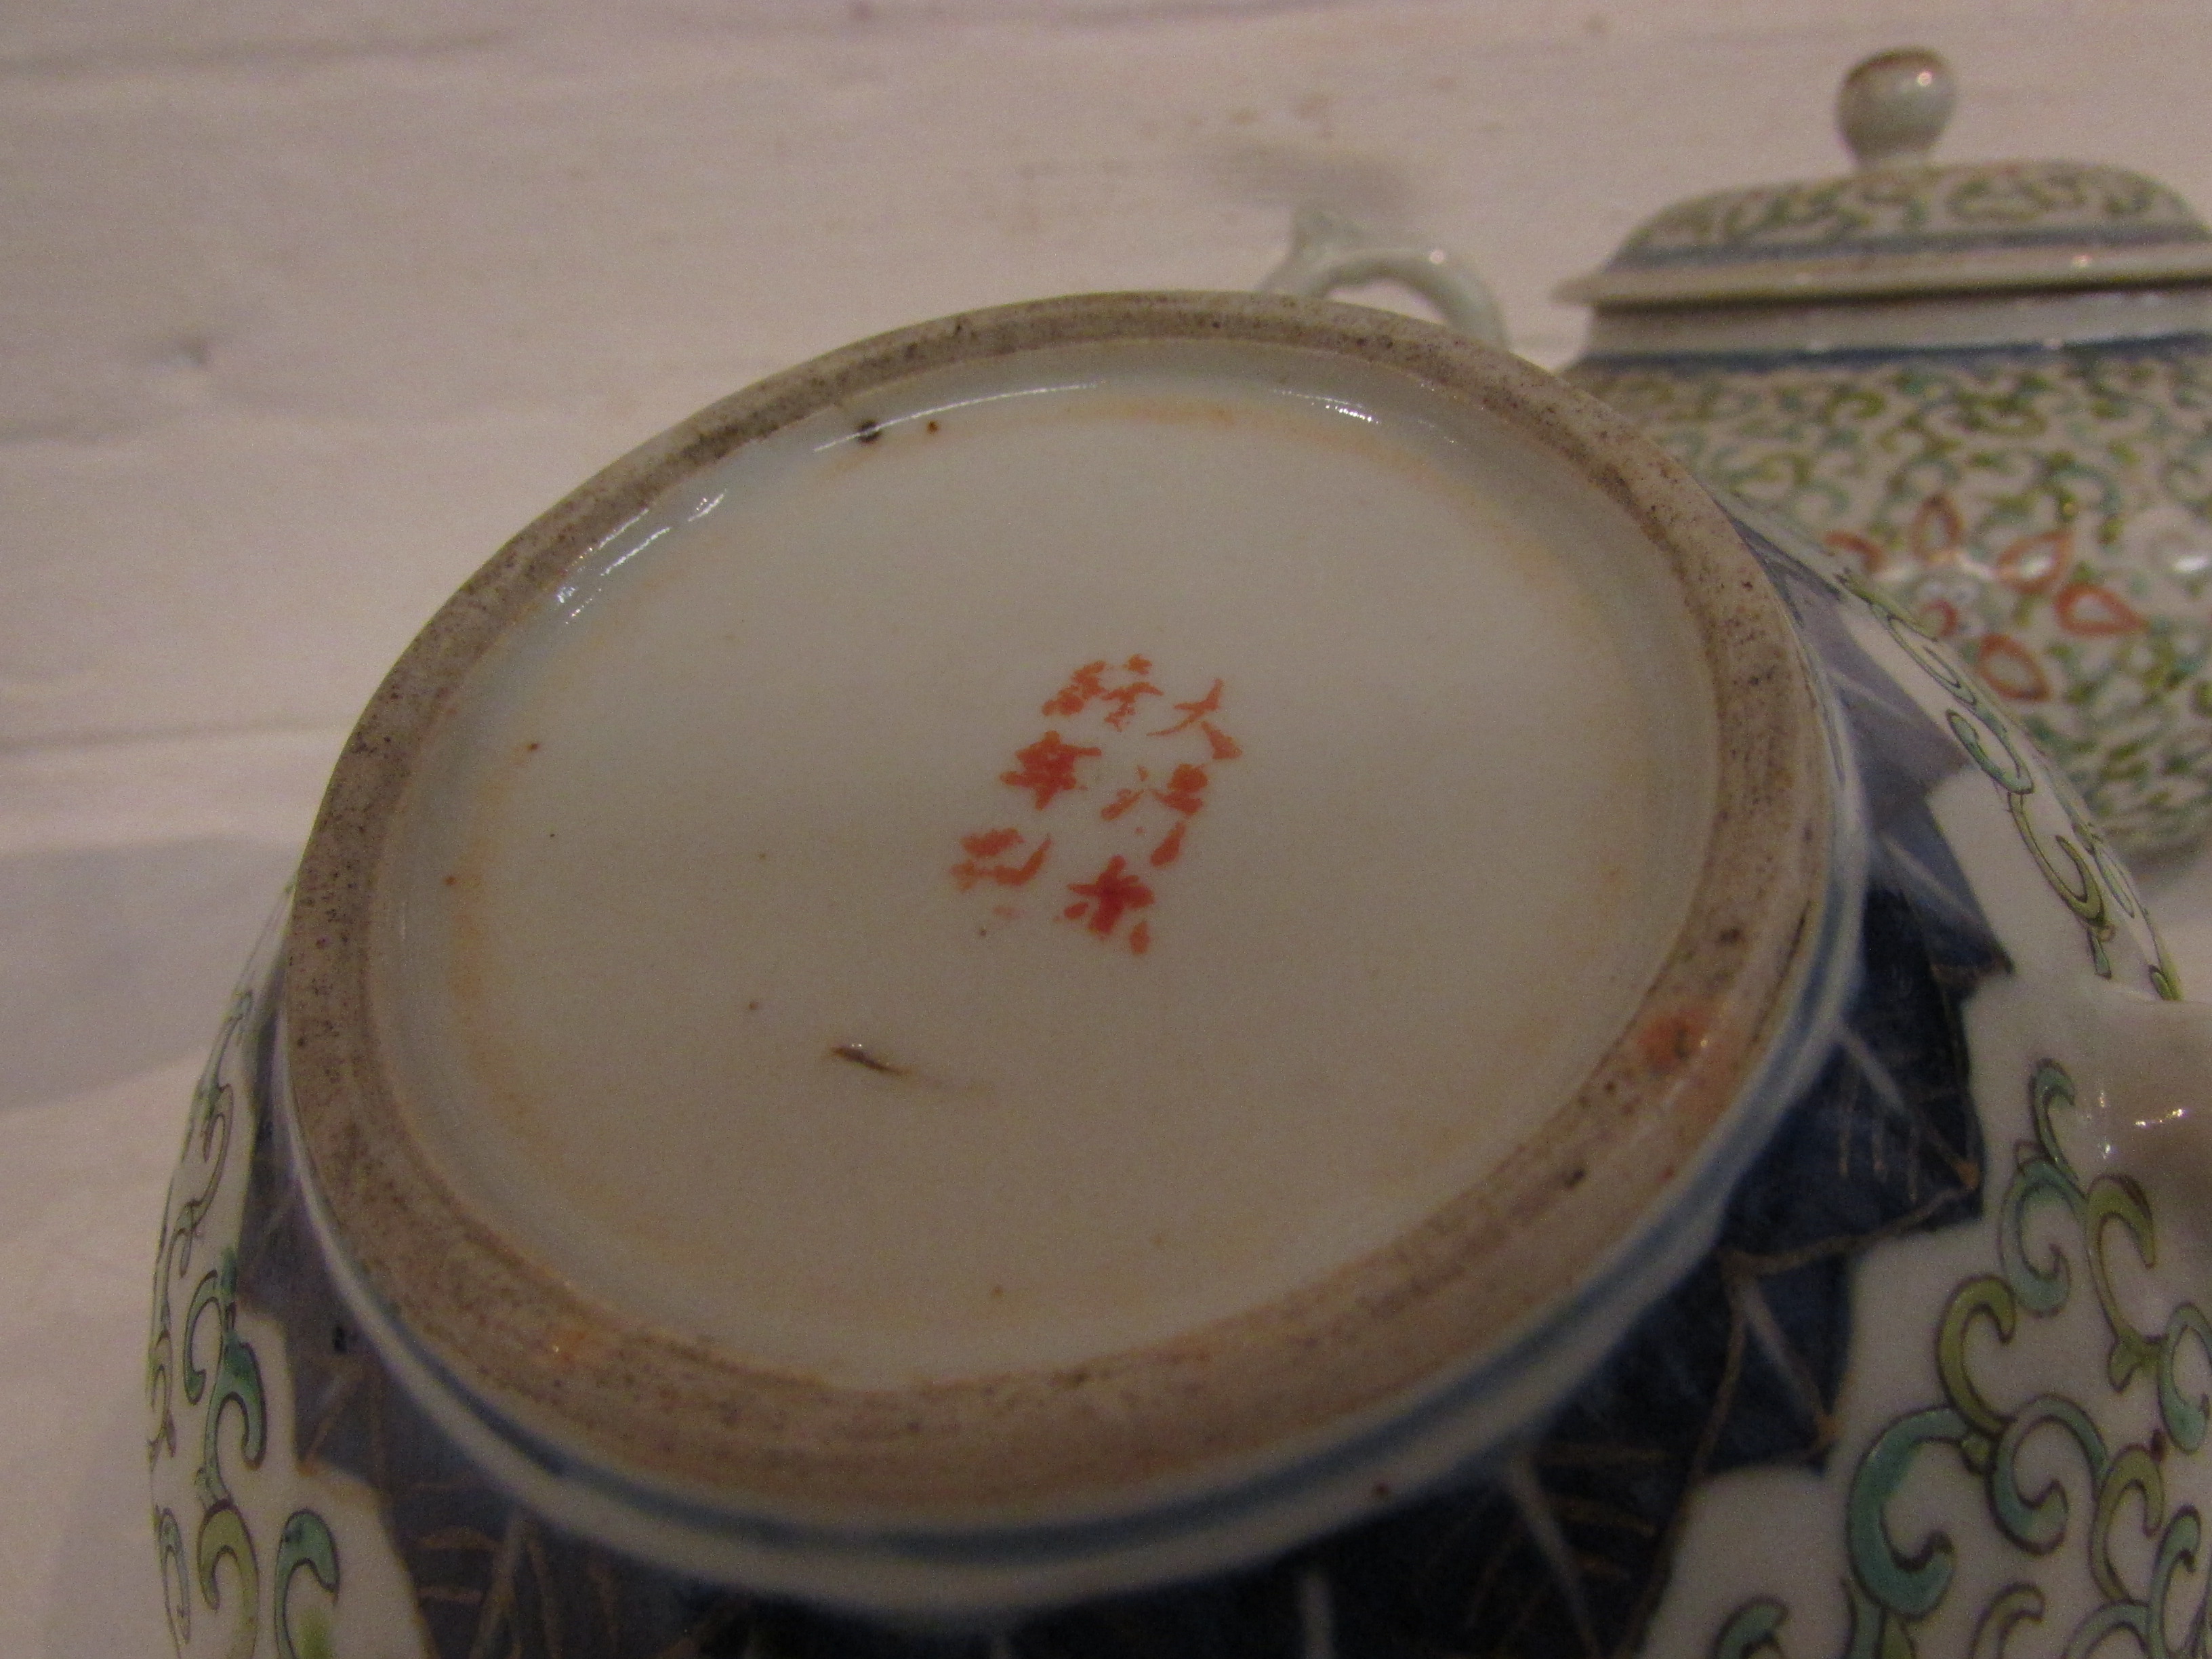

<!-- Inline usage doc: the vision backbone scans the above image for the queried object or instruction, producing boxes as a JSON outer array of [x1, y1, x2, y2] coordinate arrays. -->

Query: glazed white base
[[377, 347, 1717, 1387]]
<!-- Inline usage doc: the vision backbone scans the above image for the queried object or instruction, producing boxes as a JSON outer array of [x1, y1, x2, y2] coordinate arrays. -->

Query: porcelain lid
[[1557, 49, 2212, 309]]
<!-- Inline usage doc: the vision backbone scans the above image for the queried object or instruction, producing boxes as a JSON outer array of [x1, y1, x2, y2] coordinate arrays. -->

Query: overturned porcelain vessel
[[1563, 49, 2212, 856], [151, 291, 2212, 1658]]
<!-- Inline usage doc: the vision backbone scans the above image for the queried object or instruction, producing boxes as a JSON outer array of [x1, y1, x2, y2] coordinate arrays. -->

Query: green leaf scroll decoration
[[147, 954, 351, 1659], [274, 1511, 340, 1659], [1710, 1060, 2212, 1657]]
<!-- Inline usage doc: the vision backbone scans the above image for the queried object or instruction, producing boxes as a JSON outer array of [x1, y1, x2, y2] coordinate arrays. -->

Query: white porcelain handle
[[1257, 206, 1509, 348]]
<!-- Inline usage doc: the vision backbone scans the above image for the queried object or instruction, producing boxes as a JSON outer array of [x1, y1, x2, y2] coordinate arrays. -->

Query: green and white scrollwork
[[148, 954, 347, 1659], [1836, 562, 2179, 1001], [149, 988, 249, 1467], [1712, 1059, 2212, 1657], [1617, 163, 2197, 265], [1570, 343, 2212, 855]]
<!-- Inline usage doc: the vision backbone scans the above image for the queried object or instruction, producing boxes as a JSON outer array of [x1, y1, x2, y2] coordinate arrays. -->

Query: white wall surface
[[7, 0, 2211, 754]]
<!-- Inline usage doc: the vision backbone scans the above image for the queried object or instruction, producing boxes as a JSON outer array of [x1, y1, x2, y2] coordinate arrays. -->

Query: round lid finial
[[1837, 47, 1955, 169]]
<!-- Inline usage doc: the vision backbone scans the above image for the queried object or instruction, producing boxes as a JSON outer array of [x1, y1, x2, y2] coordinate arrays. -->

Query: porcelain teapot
[[1557, 49, 2212, 859], [148, 285, 2212, 1659]]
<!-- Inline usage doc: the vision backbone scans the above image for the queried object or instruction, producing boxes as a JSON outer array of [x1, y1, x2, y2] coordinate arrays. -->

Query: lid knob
[[1837, 47, 1955, 169]]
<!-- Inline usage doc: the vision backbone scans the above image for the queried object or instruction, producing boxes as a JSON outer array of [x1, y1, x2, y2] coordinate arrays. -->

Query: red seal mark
[[1044, 656, 1162, 731], [957, 658, 1242, 952], [1065, 855, 1155, 937], [1153, 763, 1210, 817], [1001, 731, 1101, 810], [1151, 678, 1223, 737], [950, 829, 1052, 891], [1101, 771, 1151, 822]]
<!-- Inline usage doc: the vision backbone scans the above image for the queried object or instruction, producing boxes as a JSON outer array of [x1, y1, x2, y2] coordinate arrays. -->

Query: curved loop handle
[[1257, 206, 1509, 349]]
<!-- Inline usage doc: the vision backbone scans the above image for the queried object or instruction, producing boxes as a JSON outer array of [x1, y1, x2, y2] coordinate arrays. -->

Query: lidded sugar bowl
[[1560, 48, 2212, 855]]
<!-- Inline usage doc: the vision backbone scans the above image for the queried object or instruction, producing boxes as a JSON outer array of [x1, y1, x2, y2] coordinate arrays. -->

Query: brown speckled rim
[[286, 292, 1831, 1525]]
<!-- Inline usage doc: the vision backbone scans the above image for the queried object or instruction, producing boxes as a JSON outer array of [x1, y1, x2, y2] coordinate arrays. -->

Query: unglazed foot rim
[[284, 293, 1830, 1523]]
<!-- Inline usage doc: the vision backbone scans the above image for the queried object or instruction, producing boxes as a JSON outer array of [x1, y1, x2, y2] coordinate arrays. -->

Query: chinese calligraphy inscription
[[954, 657, 1242, 953]]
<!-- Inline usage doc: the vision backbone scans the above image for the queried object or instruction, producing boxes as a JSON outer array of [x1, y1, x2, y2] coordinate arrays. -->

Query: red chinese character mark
[[1100, 680, 1162, 730], [1001, 731, 1101, 809], [1153, 764, 1210, 816], [1043, 655, 1161, 731], [1065, 855, 1155, 941], [960, 658, 1241, 954], [1151, 678, 1224, 737], [1101, 770, 1151, 822], [1151, 679, 1244, 764], [950, 829, 1051, 892], [1042, 661, 1107, 718]]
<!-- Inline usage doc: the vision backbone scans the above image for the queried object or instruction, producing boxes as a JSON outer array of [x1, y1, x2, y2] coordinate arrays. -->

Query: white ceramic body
[[149, 298, 2212, 1658]]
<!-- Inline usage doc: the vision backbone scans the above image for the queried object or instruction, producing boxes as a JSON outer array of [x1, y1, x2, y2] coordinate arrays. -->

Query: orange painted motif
[[956, 657, 1244, 953], [1822, 530, 1887, 577], [1993, 526, 2072, 596], [2053, 581, 2146, 637], [950, 829, 1052, 891], [1916, 598, 1966, 640], [1909, 493, 1965, 561], [1066, 856, 1155, 937], [1975, 634, 2052, 702], [1154, 764, 1210, 816], [1044, 656, 1162, 731], [1101, 772, 1151, 822], [1001, 731, 1101, 809], [1151, 678, 1225, 737]]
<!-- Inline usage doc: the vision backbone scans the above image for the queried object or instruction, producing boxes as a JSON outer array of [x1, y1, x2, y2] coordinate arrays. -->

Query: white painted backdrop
[[6, 1, 2211, 1651]]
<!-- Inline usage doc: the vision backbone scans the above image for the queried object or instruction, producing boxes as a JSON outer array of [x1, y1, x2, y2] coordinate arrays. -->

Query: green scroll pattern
[[1568, 344, 2212, 855], [1616, 163, 2196, 263], [1833, 562, 2179, 1002], [148, 976, 343, 1659], [1711, 1059, 2212, 1658]]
